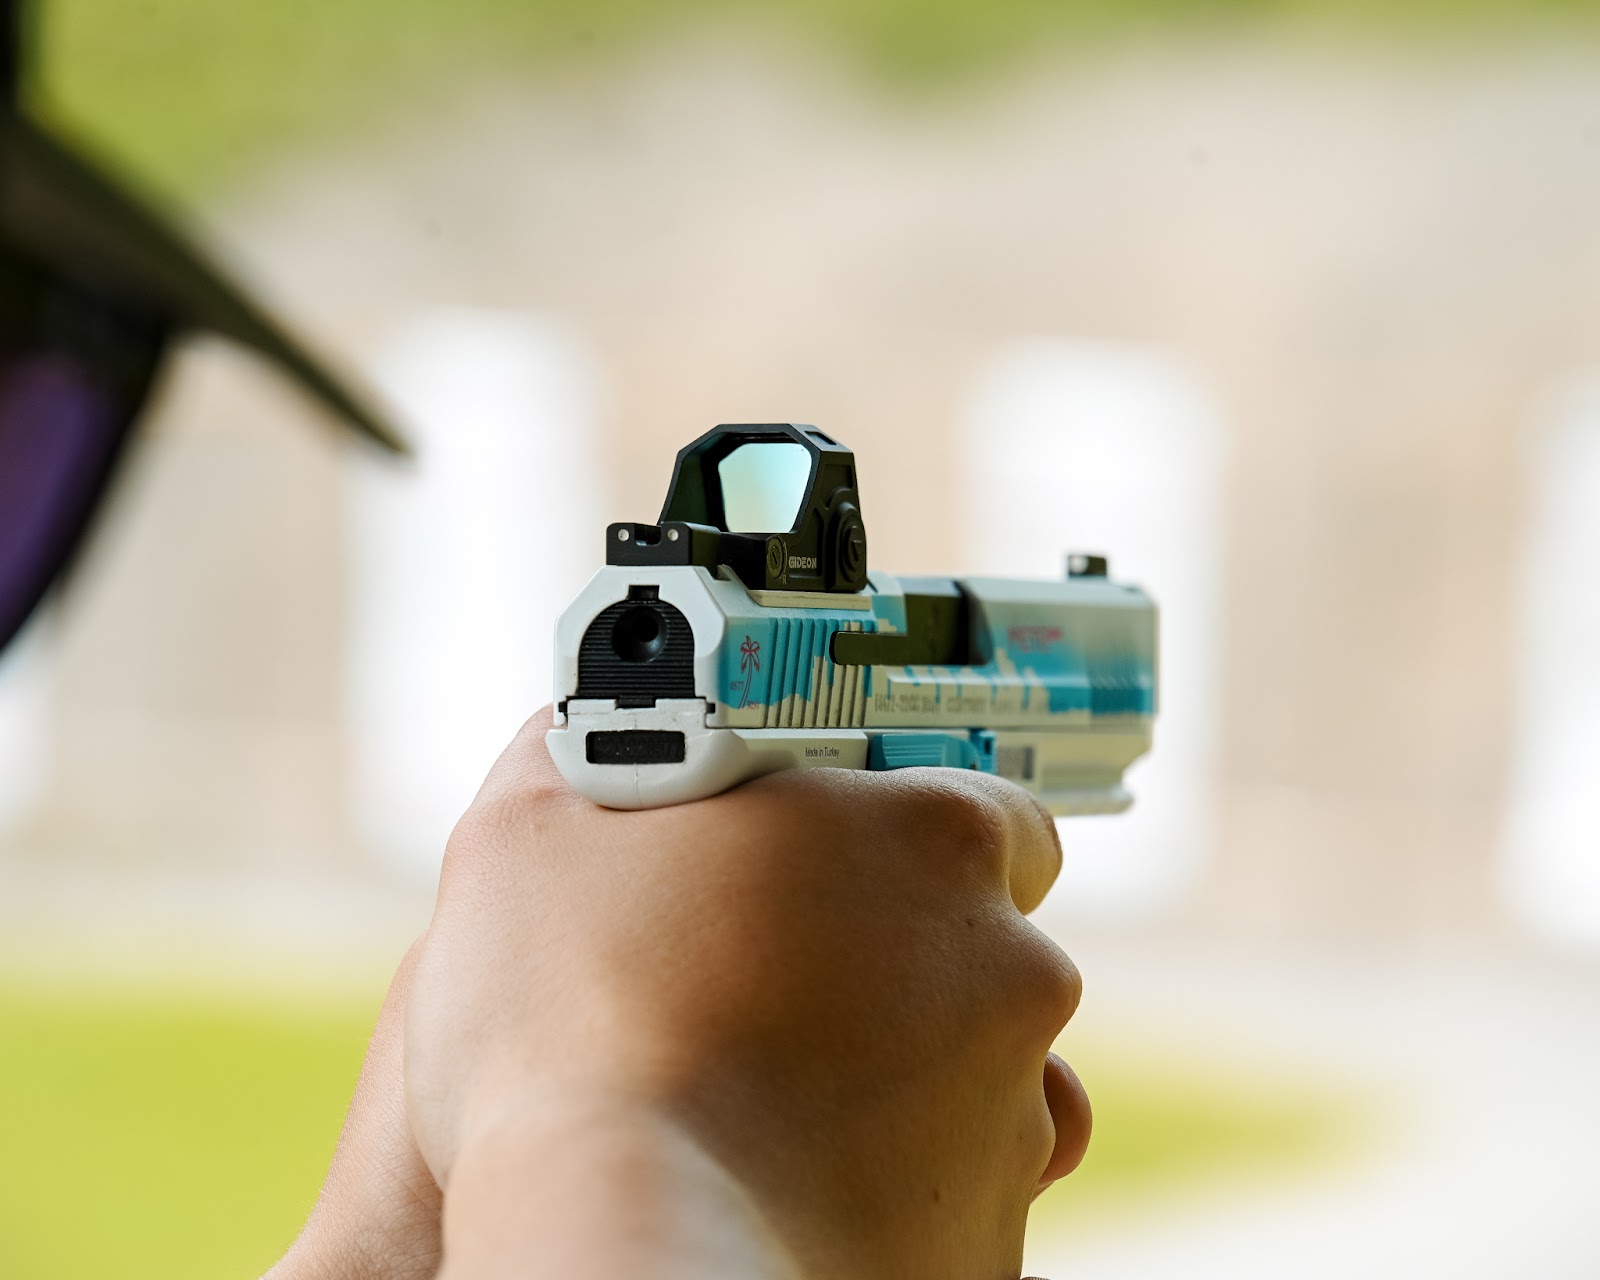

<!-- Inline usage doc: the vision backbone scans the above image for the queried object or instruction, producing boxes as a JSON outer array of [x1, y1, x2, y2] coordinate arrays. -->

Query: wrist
[[440, 1085, 800, 1280]]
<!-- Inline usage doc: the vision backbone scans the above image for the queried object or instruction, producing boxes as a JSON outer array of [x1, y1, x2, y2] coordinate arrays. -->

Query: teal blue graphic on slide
[[713, 574, 1153, 727]]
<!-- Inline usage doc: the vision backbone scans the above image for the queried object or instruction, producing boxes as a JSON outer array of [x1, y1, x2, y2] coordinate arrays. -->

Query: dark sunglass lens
[[0, 352, 123, 647]]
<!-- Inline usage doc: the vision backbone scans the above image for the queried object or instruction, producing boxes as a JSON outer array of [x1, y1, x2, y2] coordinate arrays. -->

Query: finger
[[443, 707, 574, 885], [284, 938, 443, 1279], [891, 767, 1063, 914], [990, 775, 1065, 915], [1034, 1052, 1092, 1195], [341, 937, 429, 1161], [437, 708, 569, 903], [469, 704, 565, 807]]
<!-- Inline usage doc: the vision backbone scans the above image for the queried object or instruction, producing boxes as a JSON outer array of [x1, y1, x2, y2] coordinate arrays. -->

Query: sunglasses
[[0, 14, 404, 654]]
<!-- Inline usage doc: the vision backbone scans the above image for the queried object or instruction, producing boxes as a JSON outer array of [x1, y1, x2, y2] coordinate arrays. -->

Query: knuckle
[[481, 743, 573, 820], [915, 778, 1009, 876], [1017, 926, 1083, 1034]]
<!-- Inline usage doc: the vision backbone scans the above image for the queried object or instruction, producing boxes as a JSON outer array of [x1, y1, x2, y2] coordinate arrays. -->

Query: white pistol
[[549, 424, 1157, 815]]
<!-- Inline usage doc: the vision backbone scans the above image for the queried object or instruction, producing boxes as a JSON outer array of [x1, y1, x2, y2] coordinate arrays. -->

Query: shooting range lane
[[6, 27, 1600, 1280], [1023, 929, 1600, 1279]]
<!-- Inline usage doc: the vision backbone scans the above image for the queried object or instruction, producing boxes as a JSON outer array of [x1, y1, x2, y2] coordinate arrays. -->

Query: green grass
[[24, 0, 1600, 198], [1042, 1036, 1364, 1227], [0, 978, 1362, 1278], [0, 983, 377, 1280]]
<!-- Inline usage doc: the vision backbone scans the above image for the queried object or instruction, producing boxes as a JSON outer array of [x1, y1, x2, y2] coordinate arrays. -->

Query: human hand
[[265, 942, 442, 1280], [406, 708, 1090, 1280]]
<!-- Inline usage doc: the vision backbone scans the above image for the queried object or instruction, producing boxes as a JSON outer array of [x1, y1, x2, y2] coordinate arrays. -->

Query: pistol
[[549, 424, 1157, 814]]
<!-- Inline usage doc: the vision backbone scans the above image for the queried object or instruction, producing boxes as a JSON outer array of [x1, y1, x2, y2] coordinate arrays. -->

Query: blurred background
[[3, 1, 1600, 1276]]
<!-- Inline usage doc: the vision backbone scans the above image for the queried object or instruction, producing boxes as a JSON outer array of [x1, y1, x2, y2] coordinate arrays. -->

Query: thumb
[[270, 939, 442, 1279]]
